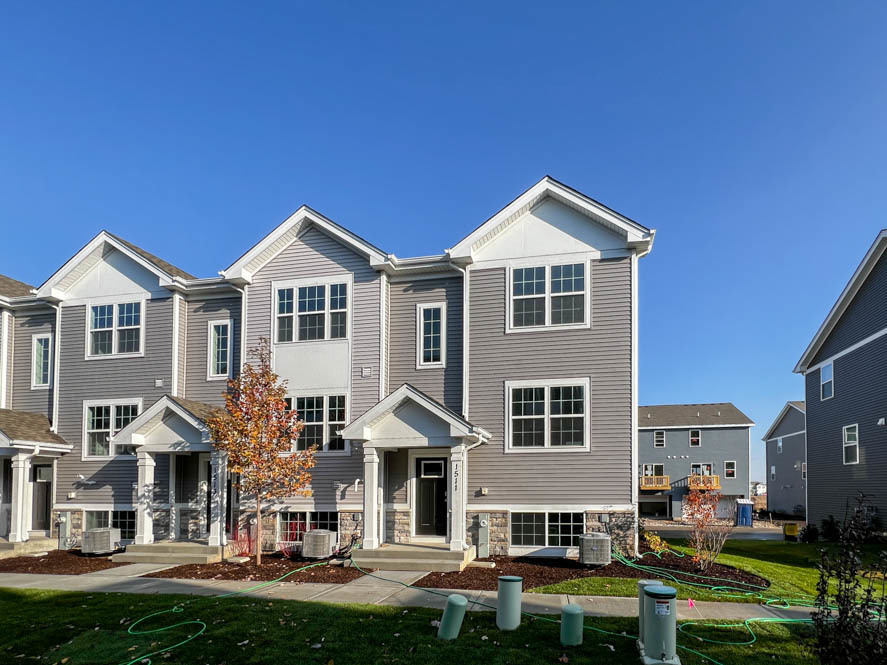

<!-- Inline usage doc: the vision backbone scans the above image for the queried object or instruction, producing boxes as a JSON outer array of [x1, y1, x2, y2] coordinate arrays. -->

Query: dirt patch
[[144, 554, 369, 583], [0, 549, 127, 575], [416, 551, 768, 591]]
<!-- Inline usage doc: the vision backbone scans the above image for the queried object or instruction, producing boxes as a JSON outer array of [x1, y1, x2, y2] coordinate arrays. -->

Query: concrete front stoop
[[351, 543, 473, 572], [111, 541, 223, 565], [0, 536, 57, 560]]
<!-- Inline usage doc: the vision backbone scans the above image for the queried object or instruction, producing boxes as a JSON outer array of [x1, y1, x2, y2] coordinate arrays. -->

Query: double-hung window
[[88, 301, 143, 357], [770, 465, 776, 481], [724, 461, 736, 479], [510, 512, 584, 548], [653, 430, 665, 448], [31, 334, 52, 389], [509, 261, 588, 331], [207, 319, 233, 379], [276, 281, 349, 343], [286, 395, 348, 453], [506, 379, 589, 451], [820, 362, 834, 400], [689, 429, 702, 447], [777, 438, 783, 454], [801, 462, 807, 480], [84, 400, 141, 457], [417, 303, 446, 368], [842, 424, 859, 465]]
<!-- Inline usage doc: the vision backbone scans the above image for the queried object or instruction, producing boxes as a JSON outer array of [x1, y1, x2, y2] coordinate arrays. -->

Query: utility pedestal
[[638, 584, 680, 665]]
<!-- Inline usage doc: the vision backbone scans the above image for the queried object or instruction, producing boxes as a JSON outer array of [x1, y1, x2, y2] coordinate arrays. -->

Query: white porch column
[[208, 451, 227, 547], [449, 444, 466, 551], [8, 453, 32, 543], [363, 448, 380, 550], [135, 451, 155, 545]]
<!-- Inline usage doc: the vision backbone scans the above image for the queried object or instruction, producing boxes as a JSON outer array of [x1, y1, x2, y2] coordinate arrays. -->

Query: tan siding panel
[[184, 296, 241, 405]]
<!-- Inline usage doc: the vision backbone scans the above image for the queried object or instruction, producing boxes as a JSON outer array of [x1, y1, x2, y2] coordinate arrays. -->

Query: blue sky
[[2, 3, 886, 480]]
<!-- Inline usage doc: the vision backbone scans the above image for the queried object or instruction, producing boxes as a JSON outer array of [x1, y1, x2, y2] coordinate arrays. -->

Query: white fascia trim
[[206, 318, 234, 381], [222, 206, 388, 283], [803, 325, 887, 375], [466, 503, 636, 512], [447, 176, 652, 260], [53, 503, 138, 511], [764, 430, 806, 443], [111, 396, 209, 447], [415, 302, 447, 369], [761, 401, 807, 441], [36, 231, 178, 300], [794, 230, 887, 373], [638, 424, 754, 430], [379, 273, 387, 400], [7, 440, 73, 453], [503, 377, 591, 454]]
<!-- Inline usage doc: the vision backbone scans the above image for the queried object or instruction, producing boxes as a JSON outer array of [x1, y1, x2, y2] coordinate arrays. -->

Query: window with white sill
[[88, 301, 143, 357], [508, 261, 588, 331]]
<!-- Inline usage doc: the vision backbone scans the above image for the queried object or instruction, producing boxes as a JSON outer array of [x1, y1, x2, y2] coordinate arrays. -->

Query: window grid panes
[[511, 263, 588, 330], [512, 266, 546, 328], [511, 387, 545, 447], [843, 424, 858, 465], [280, 511, 339, 545], [112, 510, 136, 540], [90, 305, 114, 355], [724, 461, 736, 478], [511, 512, 585, 547], [550, 385, 584, 447], [653, 430, 665, 447], [312, 511, 338, 532], [550, 263, 585, 325], [510, 512, 545, 546], [509, 384, 586, 449], [277, 288, 294, 342], [821, 363, 834, 400], [327, 396, 346, 451], [330, 284, 347, 339], [85, 510, 110, 530], [689, 430, 701, 447], [89, 302, 141, 356], [86, 403, 139, 457], [292, 395, 347, 452], [298, 285, 326, 341], [33, 336, 51, 386], [548, 512, 584, 547], [295, 397, 324, 450], [421, 306, 442, 364], [211, 322, 230, 377]]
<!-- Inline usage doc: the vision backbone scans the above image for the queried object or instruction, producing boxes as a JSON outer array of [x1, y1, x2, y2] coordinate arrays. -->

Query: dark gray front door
[[31, 465, 52, 531], [415, 458, 447, 537]]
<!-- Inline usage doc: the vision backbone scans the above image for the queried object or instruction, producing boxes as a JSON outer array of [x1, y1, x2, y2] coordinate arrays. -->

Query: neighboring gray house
[[637, 403, 753, 520], [794, 229, 887, 528], [0, 176, 655, 567], [762, 401, 806, 516]]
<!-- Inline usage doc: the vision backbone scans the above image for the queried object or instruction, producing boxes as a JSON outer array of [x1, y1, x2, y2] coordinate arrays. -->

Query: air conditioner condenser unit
[[302, 529, 336, 559], [82, 528, 122, 555], [578, 532, 611, 566]]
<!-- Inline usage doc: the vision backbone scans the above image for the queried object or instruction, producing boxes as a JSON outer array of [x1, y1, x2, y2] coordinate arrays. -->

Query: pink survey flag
[[688, 599, 696, 608]]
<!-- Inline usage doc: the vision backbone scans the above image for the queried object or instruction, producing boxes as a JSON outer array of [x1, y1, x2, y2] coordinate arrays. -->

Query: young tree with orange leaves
[[207, 338, 316, 565]]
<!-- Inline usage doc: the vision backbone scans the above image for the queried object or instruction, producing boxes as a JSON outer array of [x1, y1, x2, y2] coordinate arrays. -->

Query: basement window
[[510, 512, 585, 547], [278, 511, 339, 546]]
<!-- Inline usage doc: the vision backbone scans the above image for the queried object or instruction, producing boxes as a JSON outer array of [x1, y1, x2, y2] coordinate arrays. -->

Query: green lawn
[[532, 540, 864, 604], [0, 587, 817, 665]]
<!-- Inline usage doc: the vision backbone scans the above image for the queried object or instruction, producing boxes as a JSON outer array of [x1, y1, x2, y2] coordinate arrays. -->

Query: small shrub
[[800, 523, 820, 543], [813, 494, 887, 665], [228, 528, 254, 557], [821, 514, 840, 542], [684, 489, 733, 572], [642, 530, 669, 554]]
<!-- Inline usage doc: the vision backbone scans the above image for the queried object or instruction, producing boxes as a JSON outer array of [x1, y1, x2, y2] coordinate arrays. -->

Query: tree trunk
[[255, 495, 262, 566]]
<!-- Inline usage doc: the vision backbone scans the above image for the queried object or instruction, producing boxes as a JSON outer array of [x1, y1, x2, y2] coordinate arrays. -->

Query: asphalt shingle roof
[[789, 400, 806, 412], [106, 232, 196, 281], [0, 274, 36, 298], [0, 408, 68, 445], [168, 396, 225, 422], [638, 403, 754, 428]]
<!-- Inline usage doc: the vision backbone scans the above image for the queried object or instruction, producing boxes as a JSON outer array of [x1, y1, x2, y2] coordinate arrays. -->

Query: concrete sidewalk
[[0, 569, 813, 622]]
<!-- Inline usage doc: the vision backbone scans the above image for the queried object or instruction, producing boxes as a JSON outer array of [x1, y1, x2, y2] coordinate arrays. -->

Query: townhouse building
[[0, 176, 654, 565], [637, 403, 753, 520], [761, 401, 806, 516], [794, 230, 887, 527]]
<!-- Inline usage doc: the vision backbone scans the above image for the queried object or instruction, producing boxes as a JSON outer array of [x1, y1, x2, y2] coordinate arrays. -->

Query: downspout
[[451, 262, 470, 419], [50, 304, 61, 432], [231, 285, 247, 373], [0, 309, 9, 409]]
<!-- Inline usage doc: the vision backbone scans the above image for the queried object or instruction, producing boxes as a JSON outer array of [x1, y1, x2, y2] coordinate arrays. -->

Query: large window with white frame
[[83, 509, 136, 540], [508, 261, 589, 332], [275, 279, 348, 343], [506, 378, 590, 452], [284, 395, 347, 453], [31, 333, 52, 389], [653, 430, 665, 448], [690, 462, 714, 476], [416, 303, 446, 368], [689, 429, 702, 447], [643, 463, 665, 477], [84, 400, 141, 458], [820, 362, 834, 400], [88, 301, 144, 357], [207, 319, 233, 379], [510, 512, 584, 547], [724, 460, 736, 479], [842, 424, 859, 465]]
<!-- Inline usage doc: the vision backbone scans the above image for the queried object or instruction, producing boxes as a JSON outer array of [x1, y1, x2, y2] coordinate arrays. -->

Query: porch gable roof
[[112, 395, 224, 449], [0, 408, 71, 453]]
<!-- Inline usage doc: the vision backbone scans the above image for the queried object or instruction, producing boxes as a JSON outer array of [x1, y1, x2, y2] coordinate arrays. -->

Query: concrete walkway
[[0, 567, 813, 621]]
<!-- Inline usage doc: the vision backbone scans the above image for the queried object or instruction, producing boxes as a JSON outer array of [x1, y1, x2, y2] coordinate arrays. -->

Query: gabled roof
[[112, 395, 223, 447], [222, 205, 389, 284], [0, 408, 70, 450], [0, 274, 36, 299], [36, 230, 195, 300], [447, 176, 655, 260], [638, 403, 754, 428], [341, 384, 490, 443], [761, 401, 806, 441], [795, 230, 887, 373]]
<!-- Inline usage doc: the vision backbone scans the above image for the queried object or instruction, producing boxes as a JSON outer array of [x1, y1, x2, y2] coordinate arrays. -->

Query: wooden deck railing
[[639, 475, 671, 490], [688, 474, 721, 490]]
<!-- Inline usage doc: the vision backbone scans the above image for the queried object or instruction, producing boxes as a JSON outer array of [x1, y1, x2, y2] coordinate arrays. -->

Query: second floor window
[[507, 379, 589, 451], [643, 463, 664, 476], [208, 320, 232, 379], [724, 460, 736, 478], [691, 462, 713, 476], [417, 303, 446, 368], [32, 334, 51, 388], [276, 283, 348, 343], [653, 430, 665, 447], [777, 438, 783, 453], [285, 394, 347, 452], [770, 465, 776, 481], [510, 262, 587, 331], [842, 424, 858, 465], [89, 301, 142, 356], [820, 362, 833, 400], [689, 429, 702, 447], [85, 402, 140, 457], [802, 462, 807, 479]]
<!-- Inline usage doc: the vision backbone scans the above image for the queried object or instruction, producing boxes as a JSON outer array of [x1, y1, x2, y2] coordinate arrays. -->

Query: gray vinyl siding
[[639, 426, 750, 513], [176, 296, 187, 397], [245, 226, 381, 507], [805, 331, 887, 526], [812, 251, 887, 364], [184, 296, 241, 405], [385, 449, 408, 503], [2, 309, 12, 407], [388, 276, 463, 412], [765, 432, 806, 515], [768, 406, 806, 440], [54, 298, 175, 507], [466, 258, 632, 505], [10, 308, 55, 418]]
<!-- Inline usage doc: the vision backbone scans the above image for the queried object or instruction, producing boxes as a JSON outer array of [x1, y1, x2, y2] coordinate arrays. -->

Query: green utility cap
[[498, 576, 523, 582], [644, 585, 677, 599]]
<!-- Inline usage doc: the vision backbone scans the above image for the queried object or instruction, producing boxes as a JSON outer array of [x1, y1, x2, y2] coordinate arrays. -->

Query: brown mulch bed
[[0, 549, 127, 575], [144, 553, 369, 583], [416, 550, 768, 591]]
